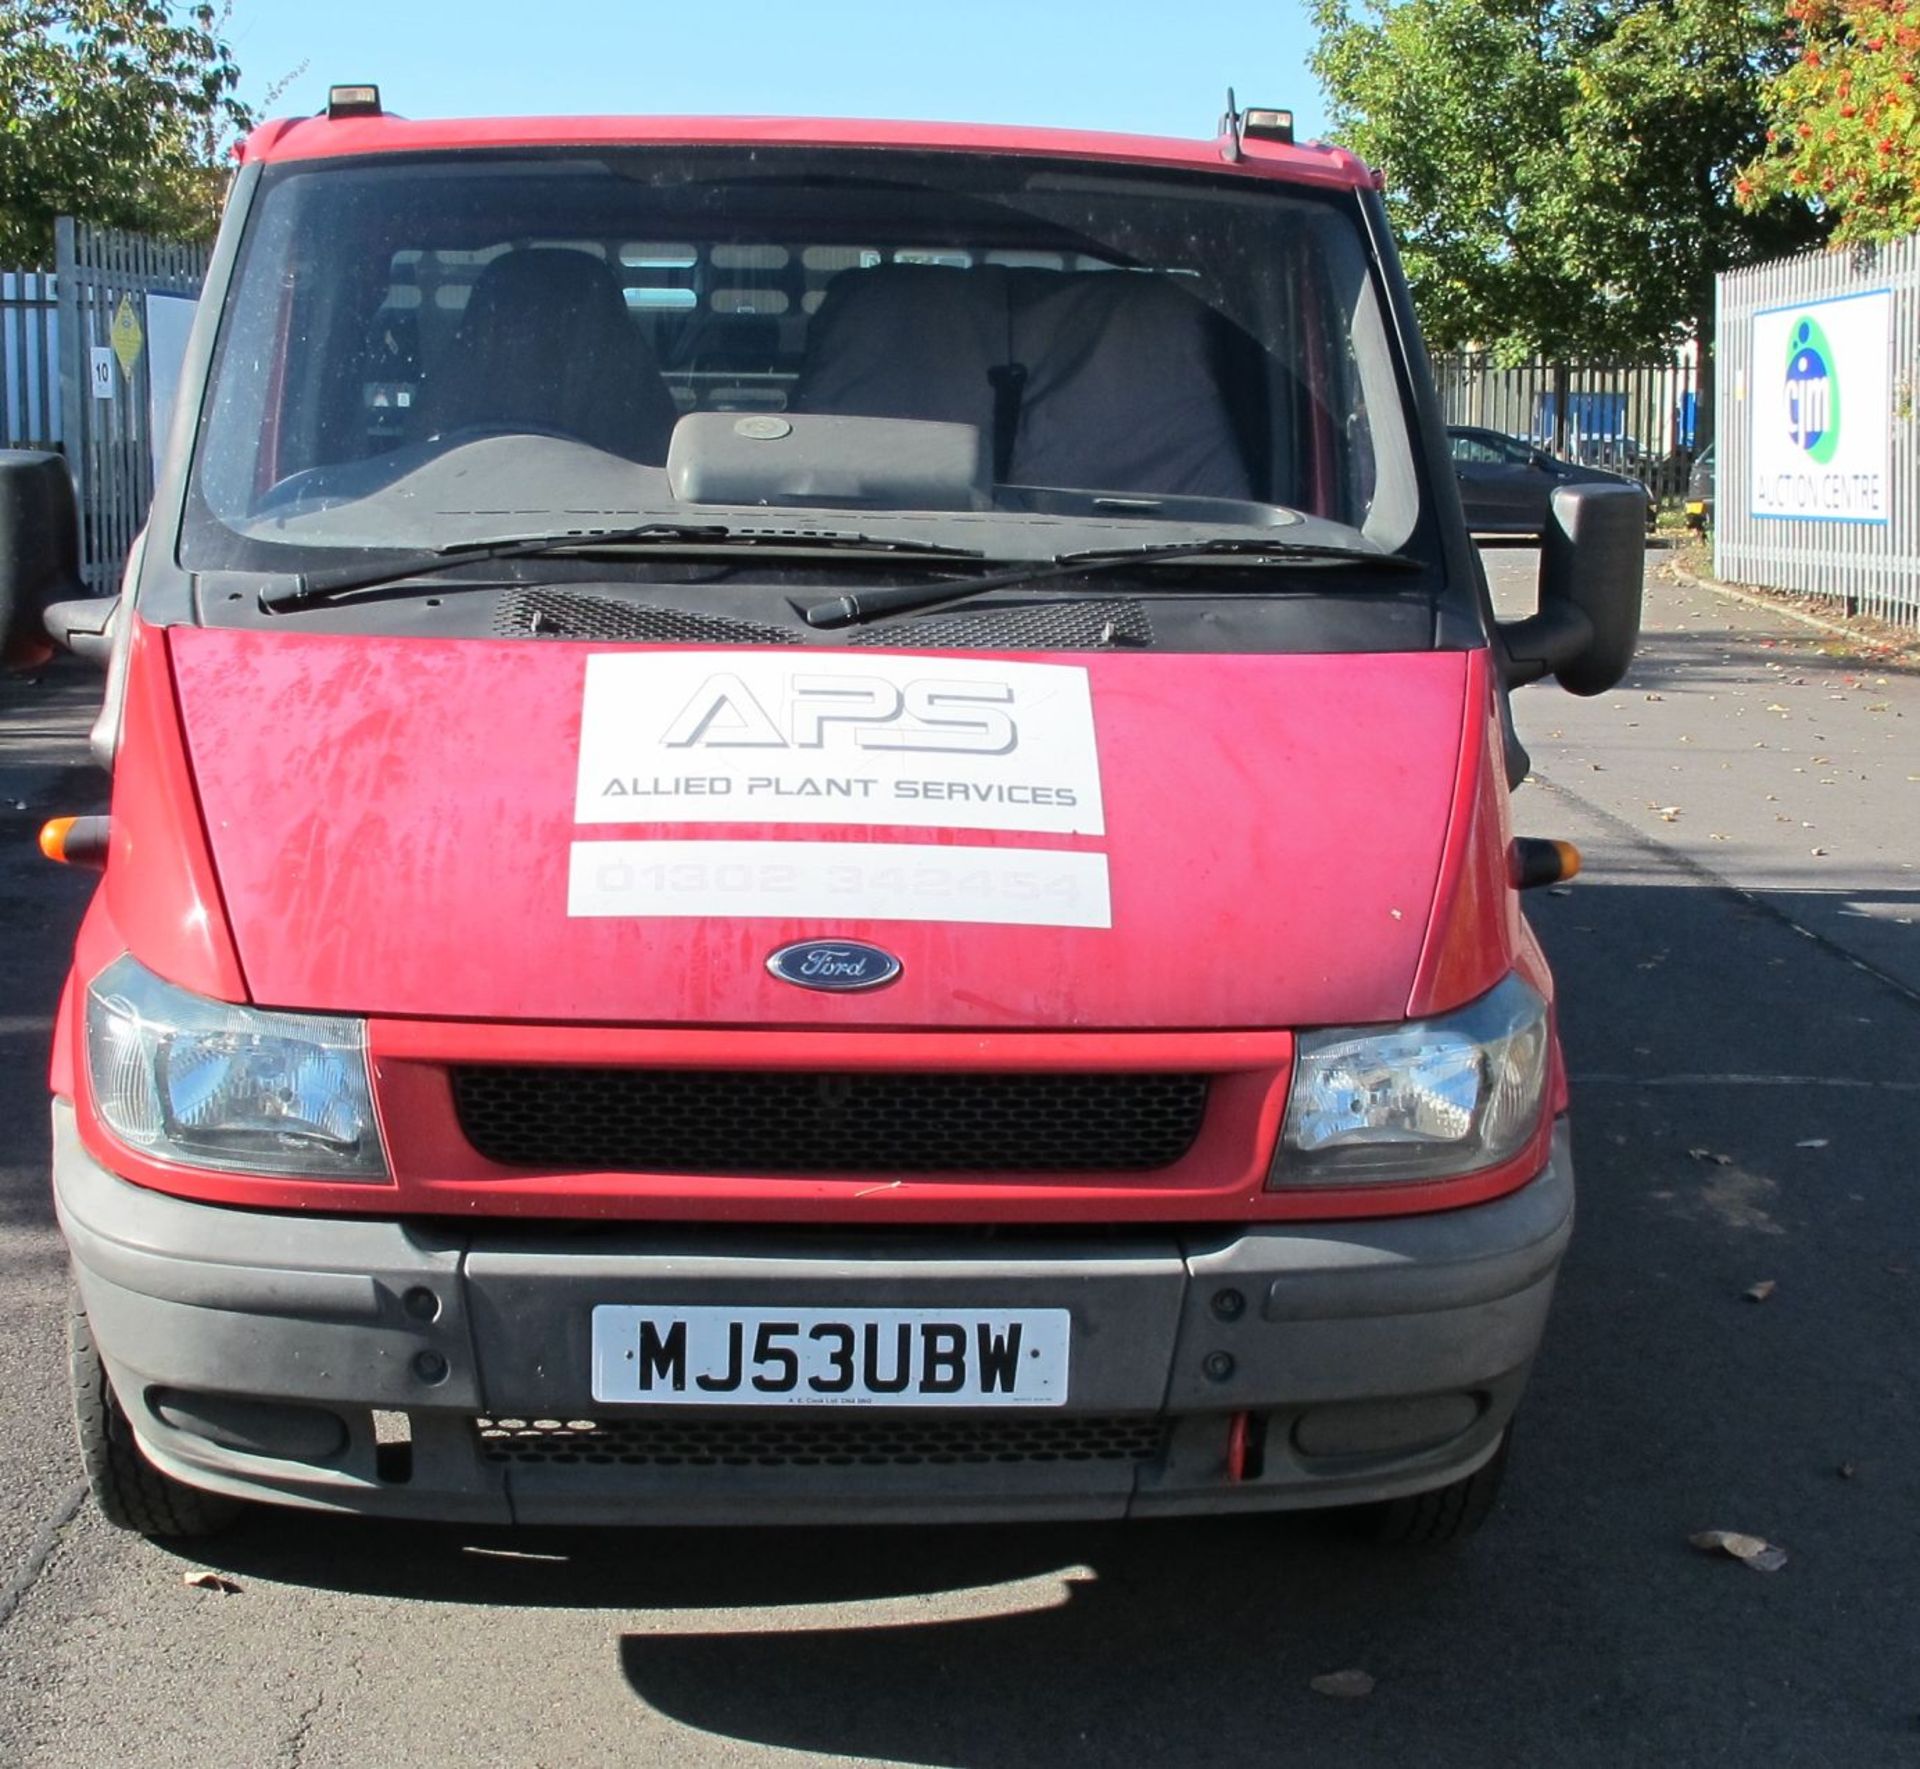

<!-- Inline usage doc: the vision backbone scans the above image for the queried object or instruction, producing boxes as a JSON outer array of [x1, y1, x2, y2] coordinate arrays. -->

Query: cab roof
[[237, 111, 1378, 193]]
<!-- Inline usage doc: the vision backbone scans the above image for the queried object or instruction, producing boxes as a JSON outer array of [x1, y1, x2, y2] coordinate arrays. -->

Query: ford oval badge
[[767, 940, 902, 992]]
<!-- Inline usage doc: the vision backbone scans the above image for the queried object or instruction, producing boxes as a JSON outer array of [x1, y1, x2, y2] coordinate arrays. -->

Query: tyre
[[1357, 1430, 1509, 1548], [68, 1290, 240, 1539]]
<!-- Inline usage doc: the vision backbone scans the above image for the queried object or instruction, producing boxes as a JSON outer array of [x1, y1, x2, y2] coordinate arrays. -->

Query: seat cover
[[1009, 272, 1253, 501], [416, 248, 680, 463], [793, 263, 1009, 435]]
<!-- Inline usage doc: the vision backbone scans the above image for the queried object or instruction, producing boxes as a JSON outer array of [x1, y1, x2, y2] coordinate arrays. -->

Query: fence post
[[53, 217, 83, 539]]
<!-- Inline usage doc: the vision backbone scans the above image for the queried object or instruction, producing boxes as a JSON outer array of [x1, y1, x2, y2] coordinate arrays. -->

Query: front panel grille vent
[[451, 1067, 1209, 1174], [475, 1414, 1167, 1468], [850, 597, 1152, 650], [493, 588, 800, 644]]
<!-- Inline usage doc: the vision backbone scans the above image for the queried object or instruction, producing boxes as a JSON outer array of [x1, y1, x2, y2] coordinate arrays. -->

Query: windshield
[[183, 147, 1423, 572]]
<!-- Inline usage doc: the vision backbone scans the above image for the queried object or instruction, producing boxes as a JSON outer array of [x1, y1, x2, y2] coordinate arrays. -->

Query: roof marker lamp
[[326, 85, 382, 120], [1272, 973, 1550, 1186], [85, 955, 387, 1180]]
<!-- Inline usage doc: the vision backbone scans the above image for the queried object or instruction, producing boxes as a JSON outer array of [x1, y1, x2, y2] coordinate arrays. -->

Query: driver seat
[[415, 249, 680, 464]]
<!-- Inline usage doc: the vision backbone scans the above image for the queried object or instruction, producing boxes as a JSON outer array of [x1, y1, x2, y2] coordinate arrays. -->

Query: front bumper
[[55, 1101, 1574, 1526]]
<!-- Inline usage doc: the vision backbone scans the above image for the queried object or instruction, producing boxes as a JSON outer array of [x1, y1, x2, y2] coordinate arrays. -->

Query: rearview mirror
[[1497, 483, 1643, 695], [0, 451, 86, 667]]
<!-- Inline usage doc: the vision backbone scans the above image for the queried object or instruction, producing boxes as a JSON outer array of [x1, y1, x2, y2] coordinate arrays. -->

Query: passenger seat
[[794, 263, 1255, 501], [1007, 272, 1255, 502], [792, 263, 1009, 439]]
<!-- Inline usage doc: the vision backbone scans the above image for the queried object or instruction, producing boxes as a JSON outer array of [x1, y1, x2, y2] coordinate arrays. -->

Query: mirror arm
[[44, 596, 117, 665], [1496, 604, 1594, 689]]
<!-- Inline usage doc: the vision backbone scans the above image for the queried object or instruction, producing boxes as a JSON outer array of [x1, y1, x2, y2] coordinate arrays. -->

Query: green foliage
[[0, 1, 250, 264], [1312, 0, 1827, 357], [1740, 1, 1920, 241]]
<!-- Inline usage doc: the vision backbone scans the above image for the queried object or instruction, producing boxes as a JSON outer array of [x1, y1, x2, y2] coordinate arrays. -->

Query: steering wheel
[[423, 420, 595, 449]]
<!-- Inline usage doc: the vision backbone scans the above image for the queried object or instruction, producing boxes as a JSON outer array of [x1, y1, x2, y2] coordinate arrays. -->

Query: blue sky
[[223, 0, 1331, 143]]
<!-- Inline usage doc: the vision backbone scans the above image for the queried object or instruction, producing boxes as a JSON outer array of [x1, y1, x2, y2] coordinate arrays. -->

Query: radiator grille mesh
[[451, 1067, 1209, 1174]]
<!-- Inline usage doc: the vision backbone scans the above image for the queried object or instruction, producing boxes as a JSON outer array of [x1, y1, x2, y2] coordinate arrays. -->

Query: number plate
[[590, 1305, 1070, 1407]]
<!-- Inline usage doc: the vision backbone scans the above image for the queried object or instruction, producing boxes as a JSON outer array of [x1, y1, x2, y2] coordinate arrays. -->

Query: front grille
[[451, 1067, 1208, 1174], [475, 1414, 1167, 1468]]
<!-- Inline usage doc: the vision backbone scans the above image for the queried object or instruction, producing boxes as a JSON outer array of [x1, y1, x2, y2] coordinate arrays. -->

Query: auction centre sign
[[1749, 289, 1893, 524]]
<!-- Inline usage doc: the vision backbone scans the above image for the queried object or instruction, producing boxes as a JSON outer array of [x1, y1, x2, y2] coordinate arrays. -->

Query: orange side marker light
[[38, 815, 110, 868], [1510, 837, 1582, 891]]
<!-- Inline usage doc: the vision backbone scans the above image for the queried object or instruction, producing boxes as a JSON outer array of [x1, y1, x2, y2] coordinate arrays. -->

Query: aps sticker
[[574, 652, 1105, 836], [568, 653, 1112, 928]]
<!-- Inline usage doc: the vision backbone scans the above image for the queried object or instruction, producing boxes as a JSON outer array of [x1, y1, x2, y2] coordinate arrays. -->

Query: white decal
[[576, 653, 1104, 834], [568, 840, 1112, 928], [1748, 290, 1893, 526]]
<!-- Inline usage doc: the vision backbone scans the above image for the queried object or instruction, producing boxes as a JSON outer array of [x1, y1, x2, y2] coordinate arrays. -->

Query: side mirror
[[1497, 483, 1643, 695], [0, 451, 86, 667]]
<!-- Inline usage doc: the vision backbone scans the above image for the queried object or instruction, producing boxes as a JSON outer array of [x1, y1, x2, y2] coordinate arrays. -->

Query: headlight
[[1272, 973, 1549, 1186], [85, 955, 387, 1180]]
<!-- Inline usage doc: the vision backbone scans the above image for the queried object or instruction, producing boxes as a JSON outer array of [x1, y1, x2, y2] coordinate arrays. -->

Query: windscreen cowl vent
[[849, 598, 1152, 651], [493, 588, 801, 645]]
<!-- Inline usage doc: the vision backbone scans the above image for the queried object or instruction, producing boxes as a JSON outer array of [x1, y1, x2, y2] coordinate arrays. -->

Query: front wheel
[[68, 1290, 240, 1539], [1358, 1431, 1509, 1547]]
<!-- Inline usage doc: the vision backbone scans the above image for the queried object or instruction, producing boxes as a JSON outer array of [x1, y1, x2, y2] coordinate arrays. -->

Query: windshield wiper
[[801, 537, 1421, 629], [258, 524, 985, 612]]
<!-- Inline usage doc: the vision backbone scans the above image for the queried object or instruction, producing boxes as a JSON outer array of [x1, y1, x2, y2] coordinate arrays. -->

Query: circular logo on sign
[[1785, 316, 1841, 465], [767, 940, 903, 992]]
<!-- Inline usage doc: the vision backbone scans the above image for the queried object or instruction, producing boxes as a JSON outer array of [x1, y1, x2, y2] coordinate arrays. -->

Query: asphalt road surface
[[1, 553, 1916, 1767]]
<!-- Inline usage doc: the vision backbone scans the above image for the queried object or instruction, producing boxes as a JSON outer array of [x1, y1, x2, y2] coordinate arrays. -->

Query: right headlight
[[1271, 972, 1550, 1187], [85, 954, 387, 1180]]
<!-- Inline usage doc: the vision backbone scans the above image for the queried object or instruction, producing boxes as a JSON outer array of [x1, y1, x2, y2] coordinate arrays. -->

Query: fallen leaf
[[1837, 1462, 1857, 1480], [1657, 805, 1682, 821], [1688, 1148, 1735, 1165], [1744, 1279, 1777, 1303], [1310, 1670, 1376, 1699], [1689, 1529, 1788, 1573], [182, 1571, 241, 1594]]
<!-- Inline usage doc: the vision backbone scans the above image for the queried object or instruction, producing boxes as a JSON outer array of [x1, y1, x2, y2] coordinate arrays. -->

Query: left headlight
[[85, 955, 388, 1180], [1272, 972, 1550, 1187]]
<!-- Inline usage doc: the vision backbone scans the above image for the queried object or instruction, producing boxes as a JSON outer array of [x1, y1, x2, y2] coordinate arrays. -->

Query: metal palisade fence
[[1432, 349, 1702, 503], [54, 219, 211, 592], [0, 268, 61, 451], [1717, 236, 1920, 631]]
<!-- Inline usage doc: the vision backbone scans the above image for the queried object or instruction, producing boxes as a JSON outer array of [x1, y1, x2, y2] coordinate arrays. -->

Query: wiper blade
[[802, 537, 1421, 629], [258, 525, 984, 612]]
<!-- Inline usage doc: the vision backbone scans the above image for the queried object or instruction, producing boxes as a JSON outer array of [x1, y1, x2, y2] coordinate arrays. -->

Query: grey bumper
[[55, 1101, 1573, 1526]]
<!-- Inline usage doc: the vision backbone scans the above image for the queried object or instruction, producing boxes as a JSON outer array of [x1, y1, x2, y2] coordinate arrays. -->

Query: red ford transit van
[[2, 93, 1642, 1543]]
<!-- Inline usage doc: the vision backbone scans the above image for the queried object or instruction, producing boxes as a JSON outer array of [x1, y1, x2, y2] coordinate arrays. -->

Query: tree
[[1739, 1, 1920, 240], [1311, 1, 1826, 362], [0, 2, 250, 264]]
